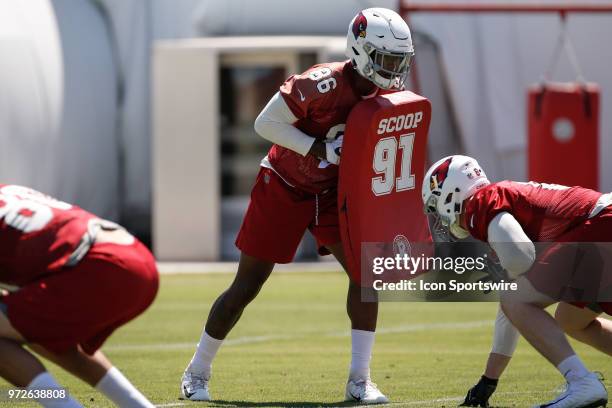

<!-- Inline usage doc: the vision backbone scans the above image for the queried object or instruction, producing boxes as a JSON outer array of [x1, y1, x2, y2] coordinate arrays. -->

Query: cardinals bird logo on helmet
[[429, 157, 453, 191], [352, 12, 368, 39]]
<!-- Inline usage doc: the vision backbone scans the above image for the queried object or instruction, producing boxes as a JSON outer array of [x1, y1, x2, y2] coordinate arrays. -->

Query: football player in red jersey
[[181, 8, 415, 404], [0, 185, 158, 407], [422, 155, 610, 408]]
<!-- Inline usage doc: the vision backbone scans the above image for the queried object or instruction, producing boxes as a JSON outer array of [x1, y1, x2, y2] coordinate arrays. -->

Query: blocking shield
[[528, 82, 600, 190], [338, 91, 432, 285]]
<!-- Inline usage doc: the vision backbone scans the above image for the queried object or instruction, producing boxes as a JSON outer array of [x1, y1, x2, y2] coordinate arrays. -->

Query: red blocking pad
[[528, 82, 599, 190], [338, 91, 432, 285]]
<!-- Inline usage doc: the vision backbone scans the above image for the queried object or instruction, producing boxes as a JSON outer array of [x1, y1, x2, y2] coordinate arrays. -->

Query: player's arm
[[254, 92, 340, 163], [254, 92, 317, 157], [486, 212, 536, 280], [462, 211, 527, 406], [489, 307, 519, 374], [462, 307, 520, 407]]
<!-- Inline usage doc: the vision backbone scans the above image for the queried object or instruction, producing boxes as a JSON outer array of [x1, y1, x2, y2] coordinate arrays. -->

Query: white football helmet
[[346, 8, 414, 90], [422, 155, 490, 237]]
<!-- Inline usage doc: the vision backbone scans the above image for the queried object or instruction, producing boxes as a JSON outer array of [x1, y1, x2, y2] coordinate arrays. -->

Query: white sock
[[349, 329, 375, 381], [96, 367, 154, 408], [27, 372, 82, 408], [557, 355, 590, 382], [187, 330, 223, 378]]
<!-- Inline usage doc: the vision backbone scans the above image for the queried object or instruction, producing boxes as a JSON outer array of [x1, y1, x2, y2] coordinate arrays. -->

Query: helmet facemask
[[424, 189, 461, 228], [425, 189, 469, 240], [362, 43, 413, 90]]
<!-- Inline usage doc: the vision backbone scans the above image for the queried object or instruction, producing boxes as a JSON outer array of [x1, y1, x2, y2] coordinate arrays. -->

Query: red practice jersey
[[0, 184, 96, 286], [464, 180, 602, 242], [266, 60, 374, 194]]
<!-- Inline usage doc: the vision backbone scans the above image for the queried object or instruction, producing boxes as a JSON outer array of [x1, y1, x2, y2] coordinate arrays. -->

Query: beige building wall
[[152, 37, 344, 261]]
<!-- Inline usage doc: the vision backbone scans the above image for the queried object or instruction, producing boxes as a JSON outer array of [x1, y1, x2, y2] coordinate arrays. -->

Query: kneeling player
[[422, 155, 610, 408], [0, 185, 159, 407]]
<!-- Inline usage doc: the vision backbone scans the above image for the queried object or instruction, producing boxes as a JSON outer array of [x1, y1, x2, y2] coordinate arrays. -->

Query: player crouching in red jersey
[[422, 155, 610, 408], [0, 185, 158, 407], [181, 8, 414, 405]]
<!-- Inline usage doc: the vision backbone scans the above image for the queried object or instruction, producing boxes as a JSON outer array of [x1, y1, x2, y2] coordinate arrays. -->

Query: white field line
[[156, 391, 538, 407], [106, 320, 493, 352], [157, 262, 341, 275]]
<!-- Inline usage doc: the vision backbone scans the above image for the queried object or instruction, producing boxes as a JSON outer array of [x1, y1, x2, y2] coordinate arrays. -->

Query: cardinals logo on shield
[[352, 12, 367, 39], [393, 234, 412, 258]]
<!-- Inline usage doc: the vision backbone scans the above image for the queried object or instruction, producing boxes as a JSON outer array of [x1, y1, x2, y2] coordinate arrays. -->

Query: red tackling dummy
[[528, 82, 600, 190], [338, 91, 432, 286]]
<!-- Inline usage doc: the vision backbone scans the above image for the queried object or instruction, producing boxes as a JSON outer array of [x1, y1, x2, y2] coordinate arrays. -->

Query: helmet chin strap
[[362, 57, 394, 90], [351, 63, 379, 95], [362, 87, 379, 99], [450, 222, 470, 239], [447, 192, 469, 239]]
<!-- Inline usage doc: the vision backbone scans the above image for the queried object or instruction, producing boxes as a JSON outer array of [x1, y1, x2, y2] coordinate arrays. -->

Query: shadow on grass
[[200, 401, 371, 407], [178, 399, 517, 407]]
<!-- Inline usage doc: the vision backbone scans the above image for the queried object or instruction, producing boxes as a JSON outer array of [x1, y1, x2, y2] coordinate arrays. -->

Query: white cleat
[[534, 372, 607, 408], [345, 378, 389, 404], [180, 371, 211, 401]]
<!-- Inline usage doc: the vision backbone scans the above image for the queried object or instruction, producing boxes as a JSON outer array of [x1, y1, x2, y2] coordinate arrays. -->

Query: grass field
[[3, 271, 611, 407]]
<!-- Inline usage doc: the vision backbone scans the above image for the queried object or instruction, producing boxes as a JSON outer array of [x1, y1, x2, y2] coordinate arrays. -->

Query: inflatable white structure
[[0, 0, 119, 220]]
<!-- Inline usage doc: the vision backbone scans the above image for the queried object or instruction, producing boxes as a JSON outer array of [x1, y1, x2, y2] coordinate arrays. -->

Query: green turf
[[2, 272, 611, 407]]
